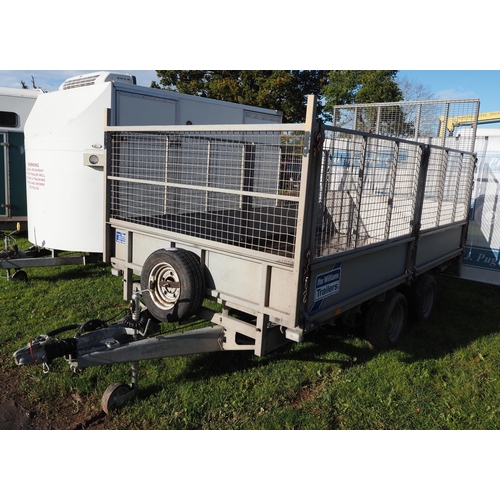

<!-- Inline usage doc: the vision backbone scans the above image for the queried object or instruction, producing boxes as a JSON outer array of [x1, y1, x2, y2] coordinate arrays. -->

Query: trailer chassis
[[1, 226, 101, 281], [12, 287, 292, 413]]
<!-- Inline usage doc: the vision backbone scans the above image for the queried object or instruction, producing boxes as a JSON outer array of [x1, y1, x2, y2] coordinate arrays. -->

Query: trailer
[[13, 95, 478, 413], [0, 86, 41, 227]]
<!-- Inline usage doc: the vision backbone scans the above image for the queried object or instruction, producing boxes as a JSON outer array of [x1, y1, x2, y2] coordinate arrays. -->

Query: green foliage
[[153, 70, 402, 123], [322, 70, 402, 118], [154, 70, 328, 123]]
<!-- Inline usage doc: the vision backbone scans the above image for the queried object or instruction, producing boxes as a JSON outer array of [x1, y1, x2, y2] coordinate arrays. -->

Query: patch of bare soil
[[0, 367, 108, 430]]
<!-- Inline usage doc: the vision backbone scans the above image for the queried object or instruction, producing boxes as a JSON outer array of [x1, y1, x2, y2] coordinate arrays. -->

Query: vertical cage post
[[405, 144, 431, 273], [384, 141, 400, 240], [353, 135, 369, 248]]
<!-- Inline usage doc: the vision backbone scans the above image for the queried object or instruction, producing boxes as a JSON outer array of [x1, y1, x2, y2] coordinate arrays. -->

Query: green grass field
[[2, 233, 500, 429]]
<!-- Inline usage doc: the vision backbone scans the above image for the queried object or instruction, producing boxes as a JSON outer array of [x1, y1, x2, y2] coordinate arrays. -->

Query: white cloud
[[434, 87, 478, 101]]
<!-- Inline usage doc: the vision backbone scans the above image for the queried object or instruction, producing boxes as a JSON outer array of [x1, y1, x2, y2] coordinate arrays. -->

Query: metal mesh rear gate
[[332, 99, 480, 152]]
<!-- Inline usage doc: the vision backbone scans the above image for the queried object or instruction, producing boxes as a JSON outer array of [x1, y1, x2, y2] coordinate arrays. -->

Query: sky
[[2, 70, 500, 115], [0, 70, 158, 93]]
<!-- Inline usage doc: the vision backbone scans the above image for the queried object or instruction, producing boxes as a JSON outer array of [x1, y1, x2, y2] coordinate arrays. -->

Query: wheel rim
[[388, 303, 405, 343], [149, 262, 181, 311]]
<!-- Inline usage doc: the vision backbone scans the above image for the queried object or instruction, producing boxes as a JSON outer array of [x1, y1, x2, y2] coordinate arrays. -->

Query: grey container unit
[[13, 96, 478, 412]]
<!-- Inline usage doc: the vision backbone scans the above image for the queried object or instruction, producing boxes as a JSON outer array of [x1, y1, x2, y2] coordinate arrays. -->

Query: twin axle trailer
[[13, 95, 479, 413]]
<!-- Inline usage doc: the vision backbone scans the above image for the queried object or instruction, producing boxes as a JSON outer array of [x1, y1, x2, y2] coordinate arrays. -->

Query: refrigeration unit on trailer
[[23, 72, 282, 256], [13, 96, 478, 413], [0, 86, 41, 227]]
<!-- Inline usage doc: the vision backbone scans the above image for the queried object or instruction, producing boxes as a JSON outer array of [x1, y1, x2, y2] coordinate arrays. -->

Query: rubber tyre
[[406, 274, 437, 323], [365, 291, 408, 349], [101, 382, 131, 414], [140, 248, 205, 323], [12, 270, 28, 281]]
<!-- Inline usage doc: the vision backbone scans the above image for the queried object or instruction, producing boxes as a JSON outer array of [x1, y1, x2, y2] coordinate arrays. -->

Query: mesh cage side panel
[[109, 130, 305, 259]]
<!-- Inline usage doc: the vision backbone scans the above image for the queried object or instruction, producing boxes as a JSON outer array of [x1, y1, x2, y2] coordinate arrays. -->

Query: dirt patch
[[0, 367, 108, 430]]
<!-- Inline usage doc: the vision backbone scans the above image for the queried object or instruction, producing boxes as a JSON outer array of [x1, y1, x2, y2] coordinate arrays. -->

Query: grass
[[2, 232, 500, 429]]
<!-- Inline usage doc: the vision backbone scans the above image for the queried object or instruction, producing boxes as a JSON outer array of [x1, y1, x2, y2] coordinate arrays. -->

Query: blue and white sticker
[[116, 230, 126, 245], [309, 262, 342, 313]]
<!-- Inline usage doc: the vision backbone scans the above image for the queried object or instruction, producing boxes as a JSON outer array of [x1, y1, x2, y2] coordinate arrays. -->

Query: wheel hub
[[149, 263, 181, 311]]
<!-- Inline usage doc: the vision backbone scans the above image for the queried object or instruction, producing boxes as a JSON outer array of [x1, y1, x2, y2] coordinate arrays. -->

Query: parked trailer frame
[[13, 96, 478, 413]]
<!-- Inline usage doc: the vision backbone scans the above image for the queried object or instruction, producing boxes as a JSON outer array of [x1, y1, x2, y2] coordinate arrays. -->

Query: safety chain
[[313, 131, 323, 158], [302, 249, 311, 304]]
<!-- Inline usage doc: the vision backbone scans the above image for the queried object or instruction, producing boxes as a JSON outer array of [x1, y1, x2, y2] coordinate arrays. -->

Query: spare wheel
[[140, 248, 205, 322]]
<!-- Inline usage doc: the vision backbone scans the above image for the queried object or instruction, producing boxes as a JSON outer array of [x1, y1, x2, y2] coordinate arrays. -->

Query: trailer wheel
[[407, 274, 437, 323], [365, 291, 407, 349], [101, 382, 131, 414], [140, 248, 205, 323], [12, 270, 28, 281]]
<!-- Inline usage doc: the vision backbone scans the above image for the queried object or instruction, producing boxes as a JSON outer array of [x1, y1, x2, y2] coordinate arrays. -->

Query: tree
[[20, 76, 45, 92], [322, 70, 403, 120], [152, 70, 405, 123], [396, 75, 435, 102], [153, 70, 328, 123]]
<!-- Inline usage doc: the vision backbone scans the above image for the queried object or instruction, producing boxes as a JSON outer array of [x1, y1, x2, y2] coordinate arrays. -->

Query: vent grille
[[61, 74, 100, 90], [61, 72, 136, 91]]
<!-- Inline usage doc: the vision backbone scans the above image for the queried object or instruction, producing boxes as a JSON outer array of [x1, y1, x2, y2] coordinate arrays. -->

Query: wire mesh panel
[[420, 148, 474, 230], [316, 128, 422, 257], [332, 99, 480, 153], [315, 126, 477, 258], [108, 129, 306, 259]]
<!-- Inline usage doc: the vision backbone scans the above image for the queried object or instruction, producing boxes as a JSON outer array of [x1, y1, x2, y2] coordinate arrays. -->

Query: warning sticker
[[116, 231, 126, 244], [27, 162, 45, 190]]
